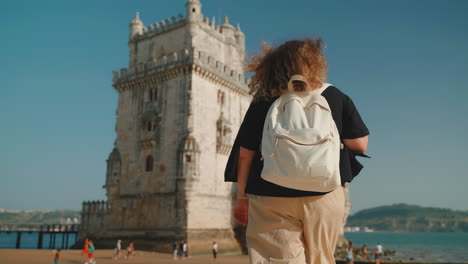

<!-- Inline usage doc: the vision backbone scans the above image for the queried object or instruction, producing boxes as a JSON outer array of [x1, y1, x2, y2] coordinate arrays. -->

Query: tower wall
[[129, 26, 188, 70], [114, 74, 189, 196], [80, 1, 251, 255]]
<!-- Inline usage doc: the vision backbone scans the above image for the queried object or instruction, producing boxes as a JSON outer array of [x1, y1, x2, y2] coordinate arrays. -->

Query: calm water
[[345, 232, 468, 263], [0, 232, 78, 249]]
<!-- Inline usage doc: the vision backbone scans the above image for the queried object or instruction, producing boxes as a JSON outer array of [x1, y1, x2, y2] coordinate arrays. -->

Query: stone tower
[[80, 0, 251, 254]]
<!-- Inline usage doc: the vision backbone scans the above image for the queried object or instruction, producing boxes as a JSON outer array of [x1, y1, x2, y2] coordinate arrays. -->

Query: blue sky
[[1, 0, 467, 214]]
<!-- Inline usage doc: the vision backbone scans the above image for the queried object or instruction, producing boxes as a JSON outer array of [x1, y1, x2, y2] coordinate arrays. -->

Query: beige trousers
[[246, 187, 346, 264]]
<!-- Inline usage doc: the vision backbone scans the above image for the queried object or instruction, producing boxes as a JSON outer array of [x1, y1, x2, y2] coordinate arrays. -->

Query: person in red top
[[82, 238, 89, 255], [54, 249, 60, 264]]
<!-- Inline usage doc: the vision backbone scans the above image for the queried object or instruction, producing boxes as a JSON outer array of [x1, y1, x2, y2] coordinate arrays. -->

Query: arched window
[[145, 155, 154, 172], [147, 121, 152, 131]]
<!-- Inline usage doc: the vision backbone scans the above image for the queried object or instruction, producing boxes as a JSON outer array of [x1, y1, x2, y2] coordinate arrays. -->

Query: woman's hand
[[234, 197, 249, 226]]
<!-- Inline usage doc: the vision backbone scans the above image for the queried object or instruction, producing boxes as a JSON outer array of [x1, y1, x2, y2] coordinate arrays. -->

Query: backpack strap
[[316, 82, 332, 95], [288, 75, 332, 94], [287, 75, 311, 92]]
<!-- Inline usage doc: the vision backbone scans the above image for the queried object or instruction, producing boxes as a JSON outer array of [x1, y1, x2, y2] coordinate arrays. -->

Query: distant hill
[[0, 210, 80, 225], [347, 204, 468, 232]]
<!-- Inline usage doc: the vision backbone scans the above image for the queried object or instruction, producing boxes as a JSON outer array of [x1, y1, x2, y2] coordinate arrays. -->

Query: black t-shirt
[[225, 86, 369, 197]]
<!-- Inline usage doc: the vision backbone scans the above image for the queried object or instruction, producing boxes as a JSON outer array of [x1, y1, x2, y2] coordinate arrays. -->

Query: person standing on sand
[[173, 240, 179, 259], [377, 242, 383, 255], [54, 249, 60, 264], [374, 248, 382, 264], [178, 240, 184, 257], [226, 38, 369, 264], [212, 241, 218, 259], [183, 241, 188, 258], [85, 240, 96, 264], [360, 244, 368, 259], [113, 239, 121, 259], [346, 242, 354, 264], [125, 241, 135, 259], [82, 238, 89, 255]]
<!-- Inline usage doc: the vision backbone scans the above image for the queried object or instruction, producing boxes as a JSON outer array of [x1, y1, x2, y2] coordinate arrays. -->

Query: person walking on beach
[[54, 249, 61, 264], [173, 240, 179, 260], [82, 238, 89, 255], [178, 240, 184, 257], [125, 241, 135, 259], [346, 241, 354, 264], [212, 241, 218, 259], [113, 239, 121, 259], [85, 240, 96, 264], [226, 38, 369, 264], [182, 241, 188, 258], [377, 242, 383, 255], [374, 248, 382, 264]]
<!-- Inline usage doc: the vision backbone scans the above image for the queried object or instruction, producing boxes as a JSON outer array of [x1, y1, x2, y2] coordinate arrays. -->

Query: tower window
[[147, 121, 152, 131], [148, 88, 157, 102], [185, 155, 192, 163], [145, 155, 154, 172], [217, 90, 225, 105], [192, 8, 196, 13]]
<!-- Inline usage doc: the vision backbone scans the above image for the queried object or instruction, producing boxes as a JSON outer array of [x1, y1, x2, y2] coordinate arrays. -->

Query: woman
[[81, 238, 89, 256], [126, 241, 135, 259], [230, 39, 369, 264]]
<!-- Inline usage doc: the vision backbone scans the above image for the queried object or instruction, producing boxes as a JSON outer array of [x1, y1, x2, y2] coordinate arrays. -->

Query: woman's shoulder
[[251, 96, 279, 106], [323, 85, 348, 98], [323, 85, 356, 105], [246, 97, 279, 115]]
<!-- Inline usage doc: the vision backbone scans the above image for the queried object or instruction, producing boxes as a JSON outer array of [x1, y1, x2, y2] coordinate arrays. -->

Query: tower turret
[[185, 0, 203, 22], [235, 23, 246, 51], [129, 12, 145, 39], [220, 16, 235, 40]]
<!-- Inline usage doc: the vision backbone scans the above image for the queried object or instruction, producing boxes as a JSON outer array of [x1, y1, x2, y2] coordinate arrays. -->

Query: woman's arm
[[343, 135, 369, 153], [234, 146, 256, 226], [236, 147, 256, 195]]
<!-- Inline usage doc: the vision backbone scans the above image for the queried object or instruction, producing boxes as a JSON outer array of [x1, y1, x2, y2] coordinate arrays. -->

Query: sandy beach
[[2, 248, 468, 264], [1, 249, 249, 264]]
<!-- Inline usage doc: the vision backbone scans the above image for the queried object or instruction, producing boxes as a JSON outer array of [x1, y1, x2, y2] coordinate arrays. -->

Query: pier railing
[[0, 224, 80, 232], [0, 224, 80, 249]]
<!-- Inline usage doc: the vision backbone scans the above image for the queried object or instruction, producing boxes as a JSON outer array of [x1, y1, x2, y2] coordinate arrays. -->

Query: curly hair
[[247, 38, 328, 101]]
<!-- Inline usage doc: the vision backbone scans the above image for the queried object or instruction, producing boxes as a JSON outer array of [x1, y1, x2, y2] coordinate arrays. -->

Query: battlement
[[131, 12, 245, 50], [81, 200, 109, 214], [198, 15, 244, 37], [112, 48, 250, 92], [133, 14, 186, 41]]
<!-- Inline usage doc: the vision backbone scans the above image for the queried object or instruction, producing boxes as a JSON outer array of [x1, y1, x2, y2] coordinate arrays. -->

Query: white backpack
[[261, 75, 342, 192]]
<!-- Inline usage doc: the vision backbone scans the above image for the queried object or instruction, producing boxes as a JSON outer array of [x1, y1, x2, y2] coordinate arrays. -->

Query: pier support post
[[16, 232, 22, 249], [38, 232, 43, 249], [65, 233, 69, 249]]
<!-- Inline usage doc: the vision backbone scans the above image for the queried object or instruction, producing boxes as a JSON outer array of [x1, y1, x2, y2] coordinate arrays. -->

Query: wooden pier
[[0, 224, 80, 249]]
